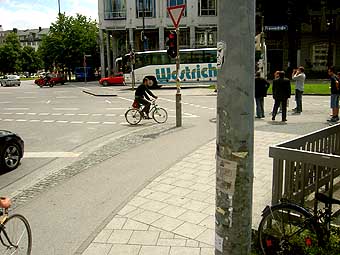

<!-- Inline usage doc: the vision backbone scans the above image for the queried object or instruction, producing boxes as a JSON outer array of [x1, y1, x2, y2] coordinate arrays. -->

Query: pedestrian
[[327, 67, 340, 123], [271, 71, 291, 122], [255, 71, 270, 118], [291, 66, 306, 114]]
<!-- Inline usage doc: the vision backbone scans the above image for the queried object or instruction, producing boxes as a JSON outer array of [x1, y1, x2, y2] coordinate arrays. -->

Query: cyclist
[[135, 77, 158, 119]]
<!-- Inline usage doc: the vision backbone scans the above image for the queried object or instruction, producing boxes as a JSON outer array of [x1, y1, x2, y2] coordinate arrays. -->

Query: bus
[[117, 48, 217, 88], [74, 66, 95, 82]]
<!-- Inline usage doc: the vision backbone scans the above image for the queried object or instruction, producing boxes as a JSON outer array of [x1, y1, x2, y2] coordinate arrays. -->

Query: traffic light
[[167, 31, 177, 58]]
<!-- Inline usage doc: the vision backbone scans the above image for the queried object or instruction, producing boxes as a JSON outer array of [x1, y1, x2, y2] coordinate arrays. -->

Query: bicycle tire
[[258, 203, 318, 255], [152, 107, 168, 123], [0, 214, 32, 255], [125, 108, 142, 125]]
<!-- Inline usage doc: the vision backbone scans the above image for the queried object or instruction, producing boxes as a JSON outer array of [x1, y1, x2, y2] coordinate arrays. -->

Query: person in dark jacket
[[271, 71, 291, 122], [327, 67, 340, 123], [255, 72, 270, 118], [135, 77, 158, 119]]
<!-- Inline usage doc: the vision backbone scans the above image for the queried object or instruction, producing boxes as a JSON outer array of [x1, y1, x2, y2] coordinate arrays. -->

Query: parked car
[[35, 73, 66, 87], [0, 130, 24, 171], [0, 75, 21, 87], [99, 73, 125, 86]]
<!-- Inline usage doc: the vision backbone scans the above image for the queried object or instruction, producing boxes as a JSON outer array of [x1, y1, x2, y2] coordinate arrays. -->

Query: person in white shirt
[[292, 66, 306, 114]]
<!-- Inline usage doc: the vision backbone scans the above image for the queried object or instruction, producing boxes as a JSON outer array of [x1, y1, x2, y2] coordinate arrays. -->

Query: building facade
[[0, 26, 49, 51], [98, 0, 217, 76]]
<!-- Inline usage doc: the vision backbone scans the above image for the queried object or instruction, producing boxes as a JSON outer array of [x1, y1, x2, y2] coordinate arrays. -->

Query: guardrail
[[269, 123, 340, 211]]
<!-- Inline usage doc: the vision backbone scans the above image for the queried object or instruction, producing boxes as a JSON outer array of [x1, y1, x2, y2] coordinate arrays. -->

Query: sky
[[0, 0, 98, 30]]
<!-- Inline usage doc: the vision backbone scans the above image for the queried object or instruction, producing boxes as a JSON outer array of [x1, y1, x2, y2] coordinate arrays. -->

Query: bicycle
[[125, 100, 168, 125], [0, 197, 32, 254], [258, 193, 340, 255]]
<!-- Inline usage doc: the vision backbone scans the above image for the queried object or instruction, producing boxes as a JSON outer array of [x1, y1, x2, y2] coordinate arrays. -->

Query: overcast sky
[[0, 0, 98, 30]]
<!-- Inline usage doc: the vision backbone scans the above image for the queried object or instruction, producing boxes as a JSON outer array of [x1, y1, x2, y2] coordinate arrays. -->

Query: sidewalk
[[81, 96, 331, 255]]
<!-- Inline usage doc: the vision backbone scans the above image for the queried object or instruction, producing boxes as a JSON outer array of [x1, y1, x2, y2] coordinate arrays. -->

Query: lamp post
[[58, 0, 61, 15]]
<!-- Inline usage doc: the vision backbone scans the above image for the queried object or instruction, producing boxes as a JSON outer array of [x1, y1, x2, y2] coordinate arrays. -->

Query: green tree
[[20, 46, 43, 74], [0, 33, 21, 74], [38, 13, 99, 80]]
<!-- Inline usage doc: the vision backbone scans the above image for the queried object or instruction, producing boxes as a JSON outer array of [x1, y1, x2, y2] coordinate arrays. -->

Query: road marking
[[92, 113, 103, 116], [4, 108, 29, 110], [27, 113, 37, 115], [56, 96, 77, 99], [70, 121, 84, 124], [3, 113, 12, 115], [38, 113, 50, 115], [0, 101, 11, 104], [78, 113, 89, 116], [53, 108, 79, 111], [56, 120, 68, 123], [16, 119, 27, 122], [105, 114, 116, 116], [64, 113, 75, 116], [15, 113, 25, 115], [24, 152, 82, 158], [16, 97, 36, 99], [52, 113, 62, 116], [86, 121, 100, 124], [103, 122, 116, 125], [42, 120, 55, 123], [29, 120, 40, 122], [23, 92, 37, 94], [117, 96, 133, 102], [46, 100, 51, 104], [105, 100, 112, 104], [3, 119, 14, 121], [105, 108, 126, 110]]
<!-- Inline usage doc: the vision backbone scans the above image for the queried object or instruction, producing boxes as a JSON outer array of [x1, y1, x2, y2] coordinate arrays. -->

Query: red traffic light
[[167, 31, 177, 58]]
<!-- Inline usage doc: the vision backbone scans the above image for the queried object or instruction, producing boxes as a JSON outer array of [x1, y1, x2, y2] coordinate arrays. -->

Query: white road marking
[[103, 122, 116, 125], [3, 113, 12, 115], [64, 113, 75, 116], [117, 96, 133, 102], [0, 101, 11, 104], [86, 121, 100, 124], [105, 100, 112, 104], [16, 119, 27, 122], [24, 152, 81, 158], [78, 113, 89, 116], [5, 108, 29, 110], [42, 120, 55, 123], [70, 121, 84, 124], [52, 113, 62, 116], [56, 96, 78, 99], [15, 113, 25, 115], [38, 113, 50, 115], [16, 97, 36, 99], [56, 120, 68, 123], [105, 114, 116, 116], [46, 100, 51, 104], [29, 120, 40, 122], [24, 92, 37, 94], [3, 119, 14, 121], [92, 113, 103, 116], [53, 108, 79, 111], [105, 108, 126, 110]]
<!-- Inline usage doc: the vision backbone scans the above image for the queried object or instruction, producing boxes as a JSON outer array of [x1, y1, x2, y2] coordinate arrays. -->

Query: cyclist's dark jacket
[[135, 84, 156, 100]]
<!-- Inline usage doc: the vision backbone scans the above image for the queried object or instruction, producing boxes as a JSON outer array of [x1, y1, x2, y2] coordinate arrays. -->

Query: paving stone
[[128, 230, 160, 245], [159, 205, 188, 218], [139, 200, 169, 212], [185, 239, 199, 247], [157, 238, 186, 246], [177, 210, 208, 224], [132, 210, 163, 225], [117, 204, 138, 216], [168, 186, 193, 196], [139, 246, 170, 255], [169, 246, 200, 255], [122, 219, 149, 231], [107, 230, 133, 244], [185, 191, 211, 202], [82, 243, 112, 255], [129, 196, 150, 207], [108, 244, 141, 255], [181, 200, 210, 212], [94, 229, 113, 243], [159, 231, 175, 239], [200, 247, 214, 255], [106, 217, 127, 230], [196, 229, 214, 246], [173, 222, 206, 240], [198, 216, 214, 229], [152, 215, 184, 232]]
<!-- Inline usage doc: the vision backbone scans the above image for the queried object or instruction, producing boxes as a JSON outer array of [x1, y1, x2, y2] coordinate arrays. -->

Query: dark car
[[99, 73, 125, 86], [0, 130, 24, 172]]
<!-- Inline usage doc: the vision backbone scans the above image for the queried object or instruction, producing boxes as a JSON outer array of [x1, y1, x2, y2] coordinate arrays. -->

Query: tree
[[38, 13, 99, 80], [0, 33, 21, 74], [20, 46, 43, 74]]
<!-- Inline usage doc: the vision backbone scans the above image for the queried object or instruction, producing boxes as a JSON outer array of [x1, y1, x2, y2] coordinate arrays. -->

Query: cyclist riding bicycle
[[135, 77, 158, 119]]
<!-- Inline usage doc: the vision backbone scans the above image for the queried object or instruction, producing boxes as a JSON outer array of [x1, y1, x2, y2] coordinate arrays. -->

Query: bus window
[[191, 51, 203, 63]]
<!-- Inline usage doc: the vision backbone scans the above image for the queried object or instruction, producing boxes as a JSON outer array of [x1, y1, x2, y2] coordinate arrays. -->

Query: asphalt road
[[0, 80, 217, 254]]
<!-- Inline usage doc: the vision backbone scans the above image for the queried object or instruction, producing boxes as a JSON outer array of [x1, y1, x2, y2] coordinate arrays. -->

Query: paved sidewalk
[[81, 95, 331, 255]]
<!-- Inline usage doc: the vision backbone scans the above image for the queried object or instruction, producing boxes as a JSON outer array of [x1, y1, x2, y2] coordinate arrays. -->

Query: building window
[[195, 29, 216, 47], [167, 0, 187, 16], [104, 0, 126, 20], [198, 0, 216, 16], [312, 42, 335, 70], [136, 0, 155, 18]]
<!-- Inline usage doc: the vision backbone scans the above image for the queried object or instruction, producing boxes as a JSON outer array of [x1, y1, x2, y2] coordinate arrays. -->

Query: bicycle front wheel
[[258, 203, 318, 255], [152, 107, 168, 123], [0, 214, 32, 255], [125, 108, 142, 125]]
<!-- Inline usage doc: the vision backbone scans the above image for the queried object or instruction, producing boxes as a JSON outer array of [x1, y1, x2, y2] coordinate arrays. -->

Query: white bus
[[117, 48, 217, 88]]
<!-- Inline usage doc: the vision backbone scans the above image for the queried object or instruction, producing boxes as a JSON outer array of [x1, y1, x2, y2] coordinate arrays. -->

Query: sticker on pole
[[217, 41, 226, 70], [167, 4, 186, 28]]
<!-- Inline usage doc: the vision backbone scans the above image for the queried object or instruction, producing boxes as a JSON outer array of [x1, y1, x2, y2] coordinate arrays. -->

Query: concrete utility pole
[[175, 27, 181, 127], [215, 0, 254, 254]]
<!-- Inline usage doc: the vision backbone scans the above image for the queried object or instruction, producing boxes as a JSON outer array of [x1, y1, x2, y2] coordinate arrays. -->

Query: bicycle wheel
[[125, 108, 142, 125], [258, 203, 318, 255], [152, 107, 168, 123], [0, 214, 32, 255]]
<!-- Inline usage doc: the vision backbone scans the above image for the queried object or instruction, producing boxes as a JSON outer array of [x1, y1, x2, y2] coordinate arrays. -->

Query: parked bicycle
[[125, 100, 168, 125], [0, 197, 32, 254], [258, 193, 340, 255]]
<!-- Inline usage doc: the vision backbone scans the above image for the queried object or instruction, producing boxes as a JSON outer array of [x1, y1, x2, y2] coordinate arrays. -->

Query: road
[[0, 80, 217, 254]]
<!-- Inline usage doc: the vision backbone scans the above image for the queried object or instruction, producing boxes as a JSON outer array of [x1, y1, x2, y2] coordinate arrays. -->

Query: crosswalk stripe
[[24, 152, 81, 158]]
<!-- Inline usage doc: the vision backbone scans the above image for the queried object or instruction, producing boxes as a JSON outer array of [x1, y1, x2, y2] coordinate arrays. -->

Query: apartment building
[[98, 0, 217, 74]]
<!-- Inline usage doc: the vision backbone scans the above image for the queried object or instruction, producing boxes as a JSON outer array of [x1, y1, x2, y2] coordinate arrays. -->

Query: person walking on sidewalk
[[135, 77, 158, 119], [292, 66, 306, 114], [272, 71, 291, 122], [327, 67, 340, 123], [255, 71, 270, 118]]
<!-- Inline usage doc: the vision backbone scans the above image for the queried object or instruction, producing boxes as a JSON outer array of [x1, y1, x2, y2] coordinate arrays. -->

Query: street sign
[[167, 4, 186, 28]]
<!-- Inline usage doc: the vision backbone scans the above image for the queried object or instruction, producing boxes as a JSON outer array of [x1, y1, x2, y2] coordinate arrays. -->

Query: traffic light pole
[[175, 27, 182, 127]]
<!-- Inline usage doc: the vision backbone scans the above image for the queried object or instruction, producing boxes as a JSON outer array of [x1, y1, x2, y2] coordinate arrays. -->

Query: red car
[[99, 73, 125, 86], [35, 73, 66, 87]]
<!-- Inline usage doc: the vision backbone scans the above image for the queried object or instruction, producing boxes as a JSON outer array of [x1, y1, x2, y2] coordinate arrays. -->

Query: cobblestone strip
[[10, 123, 177, 210]]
